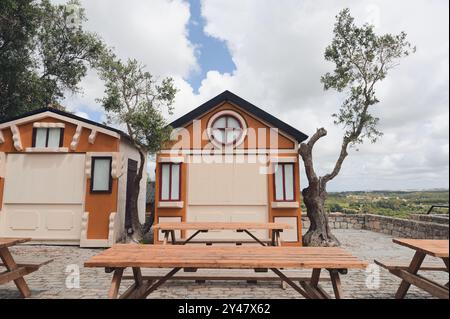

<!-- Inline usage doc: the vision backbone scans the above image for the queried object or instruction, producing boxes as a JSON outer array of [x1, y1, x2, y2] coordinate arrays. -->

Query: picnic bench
[[84, 245, 368, 299], [0, 237, 53, 298], [375, 239, 449, 299], [153, 222, 292, 246]]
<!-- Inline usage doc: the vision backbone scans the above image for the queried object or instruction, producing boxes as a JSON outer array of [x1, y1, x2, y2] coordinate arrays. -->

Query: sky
[[54, 0, 449, 192]]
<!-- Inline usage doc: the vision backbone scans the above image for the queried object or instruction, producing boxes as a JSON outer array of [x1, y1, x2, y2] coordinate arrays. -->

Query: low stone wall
[[301, 213, 449, 239], [409, 214, 449, 225]]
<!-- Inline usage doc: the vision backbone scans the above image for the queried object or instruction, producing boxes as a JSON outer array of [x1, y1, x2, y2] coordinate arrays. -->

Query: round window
[[210, 114, 244, 146]]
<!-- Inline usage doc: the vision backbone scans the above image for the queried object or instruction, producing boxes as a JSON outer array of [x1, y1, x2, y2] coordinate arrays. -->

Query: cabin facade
[[0, 108, 147, 247], [154, 91, 308, 245]]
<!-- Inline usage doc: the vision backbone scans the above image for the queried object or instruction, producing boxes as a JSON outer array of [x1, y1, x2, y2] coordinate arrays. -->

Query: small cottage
[[154, 91, 308, 245], [0, 108, 147, 247]]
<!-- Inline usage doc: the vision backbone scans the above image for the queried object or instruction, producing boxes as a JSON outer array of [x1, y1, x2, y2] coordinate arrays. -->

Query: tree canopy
[[0, 0, 106, 120]]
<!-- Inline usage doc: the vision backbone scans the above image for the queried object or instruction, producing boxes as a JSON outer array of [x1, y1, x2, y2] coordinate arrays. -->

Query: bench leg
[[395, 251, 426, 299], [0, 247, 31, 298], [108, 268, 124, 299]]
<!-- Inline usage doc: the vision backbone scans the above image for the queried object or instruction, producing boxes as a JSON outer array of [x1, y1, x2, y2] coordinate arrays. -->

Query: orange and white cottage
[[154, 91, 308, 245], [0, 108, 147, 247]]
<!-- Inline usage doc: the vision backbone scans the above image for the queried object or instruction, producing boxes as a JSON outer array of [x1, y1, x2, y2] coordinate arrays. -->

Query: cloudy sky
[[54, 0, 449, 191]]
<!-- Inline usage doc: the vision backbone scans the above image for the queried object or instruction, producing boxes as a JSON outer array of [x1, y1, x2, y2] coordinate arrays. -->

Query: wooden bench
[[378, 239, 449, 299], [0, 237, 53, 298]]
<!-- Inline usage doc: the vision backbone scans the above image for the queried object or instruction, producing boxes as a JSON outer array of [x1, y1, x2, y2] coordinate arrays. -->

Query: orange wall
[[0, 116, 121, 240], [167, 102, 296, 150], [84, 179, 118, 239]]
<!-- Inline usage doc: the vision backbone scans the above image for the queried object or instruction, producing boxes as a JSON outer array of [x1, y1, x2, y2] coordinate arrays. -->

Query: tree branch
[[299, 128, 327, 183]]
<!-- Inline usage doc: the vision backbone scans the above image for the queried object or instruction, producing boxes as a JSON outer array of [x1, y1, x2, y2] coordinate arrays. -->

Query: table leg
[[0, 247, 31, 298], [181, 230, 206, 245], [275, 231, 282, 246], [170, 230, 176, 244], [243, 229, 266, 246], [141, 267, 181, 299], [442, 258, 449, 272], [162, 231, 169, 245], [108, 268, 124, 299], [395, 251, 426, 299], [442, 258, 449, 288], [329, 270, 343, 299], [270, 268, 310, 299]]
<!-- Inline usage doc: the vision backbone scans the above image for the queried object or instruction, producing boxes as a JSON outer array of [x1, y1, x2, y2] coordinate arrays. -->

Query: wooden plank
[[374, 259, 448, 272], [153, 222, 293, 231], [395, 251, 426, 299], [393, 269, 449, 299], [0, 247, 31, 297], [393, 239, 449, 258], [0, 238, 31, 249], [85, 245, 368, 270]]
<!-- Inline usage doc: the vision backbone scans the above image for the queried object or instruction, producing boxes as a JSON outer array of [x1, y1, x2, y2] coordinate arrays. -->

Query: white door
[[0, 154, 85, 243], [187, 155, 268, 240]]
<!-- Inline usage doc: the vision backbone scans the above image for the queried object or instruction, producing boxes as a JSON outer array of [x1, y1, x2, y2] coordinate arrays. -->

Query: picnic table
[[0, 237, 52, 298], [375, 239, 449, 299], [84, 244, 368, 299], [153, 222, 292, 246]]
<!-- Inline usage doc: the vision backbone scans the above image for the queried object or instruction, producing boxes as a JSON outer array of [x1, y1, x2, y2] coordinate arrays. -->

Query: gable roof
[[170, 90, 308, 143], [0, 107, 131, 141]]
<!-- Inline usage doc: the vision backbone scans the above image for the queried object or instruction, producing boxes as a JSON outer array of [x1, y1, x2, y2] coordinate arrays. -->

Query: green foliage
[[0, 0, 106, 120], [97, 56, 177, 153], [324, 190, 449, 218], [321, 8, 415, 145]]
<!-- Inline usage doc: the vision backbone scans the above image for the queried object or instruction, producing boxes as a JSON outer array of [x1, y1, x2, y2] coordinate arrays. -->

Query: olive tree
[[300, 8, 415, 246], [98, 56, 177, 239]]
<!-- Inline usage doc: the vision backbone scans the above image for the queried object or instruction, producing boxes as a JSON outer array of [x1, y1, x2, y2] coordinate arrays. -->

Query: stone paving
[[0, 229, 448, 299]]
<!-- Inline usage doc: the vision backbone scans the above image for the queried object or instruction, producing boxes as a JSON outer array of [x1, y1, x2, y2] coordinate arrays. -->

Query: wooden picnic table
[[84, 244, 368, 299], [153, 222, 292, 246], [0, 237, 52, 298], [377, 239, 449, 299]]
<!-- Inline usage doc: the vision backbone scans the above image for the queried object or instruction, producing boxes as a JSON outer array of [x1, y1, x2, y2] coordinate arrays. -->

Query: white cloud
[[54, 0, 448, 191]]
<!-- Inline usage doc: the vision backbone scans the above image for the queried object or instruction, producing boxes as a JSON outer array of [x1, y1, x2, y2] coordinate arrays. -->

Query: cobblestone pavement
[[0, 229, 448, 299]]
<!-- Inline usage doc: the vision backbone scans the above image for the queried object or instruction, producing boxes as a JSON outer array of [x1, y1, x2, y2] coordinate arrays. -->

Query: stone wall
[[301, 213, 449, 239], [409, 214, 449, 225]]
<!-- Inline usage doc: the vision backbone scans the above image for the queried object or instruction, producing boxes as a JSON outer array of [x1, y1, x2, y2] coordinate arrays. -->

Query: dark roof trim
[[0, 107, 131, 140], [170, 90, 308, 143]]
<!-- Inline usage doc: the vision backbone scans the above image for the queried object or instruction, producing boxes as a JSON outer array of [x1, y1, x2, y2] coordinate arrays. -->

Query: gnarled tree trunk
[[299, 128, 342, 247], [129, 148, 146, 240], [302, 183, 339, 247]]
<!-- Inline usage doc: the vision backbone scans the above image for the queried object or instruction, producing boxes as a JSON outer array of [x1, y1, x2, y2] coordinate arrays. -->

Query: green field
[[300, 190, 449, 218]]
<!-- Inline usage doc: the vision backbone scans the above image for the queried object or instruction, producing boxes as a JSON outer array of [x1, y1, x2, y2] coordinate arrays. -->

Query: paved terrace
[[0, 229, 448, 299]]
